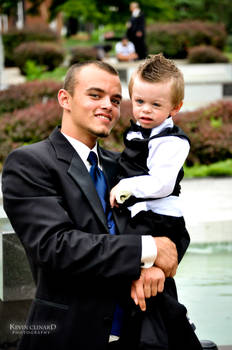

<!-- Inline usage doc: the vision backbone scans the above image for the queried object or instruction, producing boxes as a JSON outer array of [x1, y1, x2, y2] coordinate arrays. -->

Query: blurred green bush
[[146, 21, 227, 59], [0, 80, 62, 115], [2, 26, 59, 67], [188, 45, 229, 63], [1, 83, 232, 174], [70, 46, 98, 64], [0, 100, 61, 166], [174, 100, 232, 165], [14, 42, 65, 74]]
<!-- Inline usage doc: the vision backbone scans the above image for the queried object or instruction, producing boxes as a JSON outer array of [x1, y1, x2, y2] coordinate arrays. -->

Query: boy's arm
[[111, 137, 190, 204]]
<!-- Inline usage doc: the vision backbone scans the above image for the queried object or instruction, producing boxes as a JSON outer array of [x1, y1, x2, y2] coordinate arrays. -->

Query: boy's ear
[[57, 89, 71, 111], [170, 101, 183, 117]]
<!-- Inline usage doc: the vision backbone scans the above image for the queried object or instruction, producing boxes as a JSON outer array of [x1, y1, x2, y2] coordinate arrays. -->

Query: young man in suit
[[126, 2, 147, 60], [2, 61, 180, 350]]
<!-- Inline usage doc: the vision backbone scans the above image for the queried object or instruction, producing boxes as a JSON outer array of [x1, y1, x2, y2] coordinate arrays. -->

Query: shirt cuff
[[141, 236, 157, 268]]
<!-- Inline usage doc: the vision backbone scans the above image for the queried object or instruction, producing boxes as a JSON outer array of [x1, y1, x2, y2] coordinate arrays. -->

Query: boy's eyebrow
[[86, 87, 122, 100]]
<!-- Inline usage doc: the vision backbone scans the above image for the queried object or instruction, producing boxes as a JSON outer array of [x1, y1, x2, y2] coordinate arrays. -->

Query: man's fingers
[[157, 277, 165, 293], [151, 280, 158, 297], [154, 237, 178, 277], [144, 282, 152, 299], [132, 279, 146, 311], [131, 284, 138, 305], [109, 192, 115, 208]]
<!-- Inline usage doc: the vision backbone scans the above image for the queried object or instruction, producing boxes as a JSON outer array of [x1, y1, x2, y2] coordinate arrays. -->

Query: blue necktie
[[88, 151, 116, 235], [88, 151, 123, 336]]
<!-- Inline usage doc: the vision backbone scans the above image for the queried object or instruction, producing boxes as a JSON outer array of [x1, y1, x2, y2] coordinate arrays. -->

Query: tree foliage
[[0, 0, 232, 32]]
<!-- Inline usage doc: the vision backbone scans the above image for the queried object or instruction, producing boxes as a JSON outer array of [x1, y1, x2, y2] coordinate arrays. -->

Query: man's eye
[[90, 94, 100, 99], [112, 99, 121, 105]]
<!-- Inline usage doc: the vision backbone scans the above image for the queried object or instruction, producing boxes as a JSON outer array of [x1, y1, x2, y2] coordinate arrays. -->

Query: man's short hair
[[129, 53, 184, 106], [63, 61, 119, 96]]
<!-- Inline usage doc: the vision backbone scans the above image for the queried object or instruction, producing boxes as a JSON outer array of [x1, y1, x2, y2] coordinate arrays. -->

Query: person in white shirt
[[110, 54, 203, 349], [115, 36, 138, 62]]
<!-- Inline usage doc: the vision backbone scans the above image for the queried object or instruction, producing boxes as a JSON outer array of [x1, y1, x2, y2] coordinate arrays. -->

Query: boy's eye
[[153, 102, 161, 107], [136, 99, 143, 104]]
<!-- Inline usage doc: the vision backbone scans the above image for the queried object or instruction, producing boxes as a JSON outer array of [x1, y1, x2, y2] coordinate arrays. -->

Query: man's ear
[[170, 101, 183, 117], [57, 89, 71, 111]]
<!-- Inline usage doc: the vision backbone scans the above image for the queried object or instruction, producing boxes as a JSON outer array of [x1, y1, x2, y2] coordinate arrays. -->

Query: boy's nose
[[142, 104, 152, 113]]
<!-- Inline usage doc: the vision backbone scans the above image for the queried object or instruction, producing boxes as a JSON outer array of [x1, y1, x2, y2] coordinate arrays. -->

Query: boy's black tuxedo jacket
[[2, 127, 142, 350]]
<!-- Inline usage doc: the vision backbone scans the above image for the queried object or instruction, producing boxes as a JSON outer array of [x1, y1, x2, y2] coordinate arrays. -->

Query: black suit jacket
[[2, 127, 142, 350]]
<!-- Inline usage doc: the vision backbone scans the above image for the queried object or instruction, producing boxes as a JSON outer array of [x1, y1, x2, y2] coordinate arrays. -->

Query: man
[[2, 61, 180, 350], [115, 36, 138, 62], [126, 2, 147, 60]]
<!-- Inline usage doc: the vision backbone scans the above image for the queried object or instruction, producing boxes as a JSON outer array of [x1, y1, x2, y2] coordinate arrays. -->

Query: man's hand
[[131, 266, 165, 311], [154, 237, 178, 277]]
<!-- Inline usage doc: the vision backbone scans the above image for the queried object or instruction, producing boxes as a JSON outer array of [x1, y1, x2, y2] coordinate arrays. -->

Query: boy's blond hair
[[129, 53, 184, 107]]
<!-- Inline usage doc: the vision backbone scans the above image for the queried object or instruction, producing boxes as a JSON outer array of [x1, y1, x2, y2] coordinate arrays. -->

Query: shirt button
[[108, 224, 112, 229]]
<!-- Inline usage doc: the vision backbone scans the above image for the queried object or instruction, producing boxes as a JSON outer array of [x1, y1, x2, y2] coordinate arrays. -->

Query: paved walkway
[[181, 177, 232, 243]]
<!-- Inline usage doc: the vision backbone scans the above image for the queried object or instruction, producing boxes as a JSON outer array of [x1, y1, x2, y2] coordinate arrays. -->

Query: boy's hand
[[110, 184, 132, 208], [131, 266, 165, 311]]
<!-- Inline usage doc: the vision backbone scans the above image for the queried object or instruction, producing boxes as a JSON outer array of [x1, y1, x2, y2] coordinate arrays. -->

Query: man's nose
[[101, 96, 112, 110]]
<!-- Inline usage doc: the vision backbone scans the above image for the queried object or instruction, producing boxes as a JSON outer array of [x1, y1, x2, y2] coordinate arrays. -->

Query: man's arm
[[2, 146, 142, 280]]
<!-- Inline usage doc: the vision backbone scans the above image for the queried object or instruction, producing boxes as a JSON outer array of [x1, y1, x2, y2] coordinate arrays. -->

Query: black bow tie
[[130, 120, 152, 138]]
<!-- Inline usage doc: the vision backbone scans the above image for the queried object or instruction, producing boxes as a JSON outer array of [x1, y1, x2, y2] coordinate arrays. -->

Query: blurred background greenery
[[0, 0, 232, 176]]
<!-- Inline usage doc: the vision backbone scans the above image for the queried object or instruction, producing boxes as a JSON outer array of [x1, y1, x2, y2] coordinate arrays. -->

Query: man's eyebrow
[[86, 87, 104, 93], [86, 87, 122, 100]]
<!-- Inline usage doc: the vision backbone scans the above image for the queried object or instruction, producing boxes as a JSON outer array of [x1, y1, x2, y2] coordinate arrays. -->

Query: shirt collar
[[150, 117, 174, 136], [132, 8, 140, 17], [61, 132, 98, 168]]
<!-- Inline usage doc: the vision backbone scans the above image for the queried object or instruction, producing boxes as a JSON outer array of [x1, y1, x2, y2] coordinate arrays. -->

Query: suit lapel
[[67, 152, 108, 230], [49, 127, 108, 231]]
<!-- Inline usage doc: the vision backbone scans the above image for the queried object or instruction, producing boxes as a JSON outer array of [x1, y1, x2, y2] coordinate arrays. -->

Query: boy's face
[[131, 75, 182, 129]]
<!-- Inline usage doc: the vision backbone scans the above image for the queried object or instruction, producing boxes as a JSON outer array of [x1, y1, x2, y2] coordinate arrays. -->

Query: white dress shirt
[[116, 117, 190, 218], [115, 41, 136, 56]]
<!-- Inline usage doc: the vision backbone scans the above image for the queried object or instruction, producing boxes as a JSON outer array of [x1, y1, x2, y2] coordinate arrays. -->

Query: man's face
[[131, 75, 182, 129], [61, 65, 122, 147]]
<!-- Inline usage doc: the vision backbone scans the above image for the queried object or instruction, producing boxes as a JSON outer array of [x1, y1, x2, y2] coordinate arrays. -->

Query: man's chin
[[93, 129, 111, 138]]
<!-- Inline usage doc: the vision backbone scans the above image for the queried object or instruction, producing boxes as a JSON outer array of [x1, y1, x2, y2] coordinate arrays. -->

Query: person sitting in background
[[115, 36, 138, 62]]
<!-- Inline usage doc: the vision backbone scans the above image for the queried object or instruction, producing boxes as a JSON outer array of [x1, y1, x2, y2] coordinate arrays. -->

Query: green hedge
[[173, 100, 232, 165], [0, 100, 61, 166], [14, 42, 65, 74], [70, 46, 98, 65], [146, 21, 227, 59], [0, 80, 62, 115], [1, 89, 232, 171], [187, 45, 229, 63], [2, 26, 59, 67]]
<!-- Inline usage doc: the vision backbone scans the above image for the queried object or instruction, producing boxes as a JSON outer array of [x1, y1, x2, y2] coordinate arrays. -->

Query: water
[[175, 242, 232, 346], [0, 215, 231, 345]]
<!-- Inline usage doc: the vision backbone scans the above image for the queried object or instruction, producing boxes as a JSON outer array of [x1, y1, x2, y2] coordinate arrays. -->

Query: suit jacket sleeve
[[2, 146, 141, 281]]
